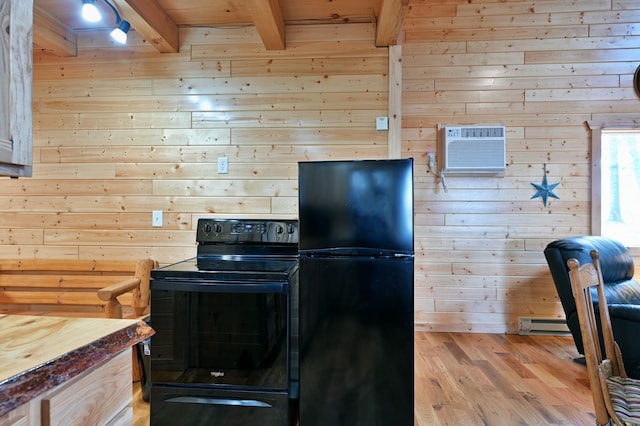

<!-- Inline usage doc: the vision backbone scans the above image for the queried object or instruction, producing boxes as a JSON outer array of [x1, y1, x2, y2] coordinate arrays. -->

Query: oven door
[[150, 278, 291, 391]]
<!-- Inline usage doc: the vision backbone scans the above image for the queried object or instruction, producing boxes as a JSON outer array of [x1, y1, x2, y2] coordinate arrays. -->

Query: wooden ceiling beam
[[33, 5, 77, 57], [376, 0, 409, 47], [247, 0, 286, 50], [111, 0, 179, 53]]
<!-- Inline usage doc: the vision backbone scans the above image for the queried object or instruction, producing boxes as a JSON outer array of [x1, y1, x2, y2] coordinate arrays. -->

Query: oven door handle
[[165, 396, 272, 408]]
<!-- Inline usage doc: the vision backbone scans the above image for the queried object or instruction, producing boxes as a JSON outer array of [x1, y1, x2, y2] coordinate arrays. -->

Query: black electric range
[[149, 218, 299, 426]]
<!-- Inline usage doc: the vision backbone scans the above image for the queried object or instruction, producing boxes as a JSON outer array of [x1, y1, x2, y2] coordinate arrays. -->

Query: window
[[592, 128, 640, 247]]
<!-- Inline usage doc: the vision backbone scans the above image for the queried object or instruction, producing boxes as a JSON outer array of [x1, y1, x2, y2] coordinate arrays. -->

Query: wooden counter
[[0, 314, 154, 424]]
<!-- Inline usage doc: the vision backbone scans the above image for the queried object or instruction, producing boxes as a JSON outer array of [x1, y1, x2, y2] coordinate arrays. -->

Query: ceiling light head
[[110, 20, 130, 44], [81, 0, 101, 23]]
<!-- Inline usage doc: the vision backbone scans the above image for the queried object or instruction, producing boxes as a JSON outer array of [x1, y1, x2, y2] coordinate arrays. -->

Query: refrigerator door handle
[[300, 249, 413, 258], [165, 396, 272, 408]]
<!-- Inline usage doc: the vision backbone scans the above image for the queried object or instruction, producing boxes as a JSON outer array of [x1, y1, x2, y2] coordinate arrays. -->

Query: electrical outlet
[[217, 157, 228, 174], [152, 210, 163, 227]]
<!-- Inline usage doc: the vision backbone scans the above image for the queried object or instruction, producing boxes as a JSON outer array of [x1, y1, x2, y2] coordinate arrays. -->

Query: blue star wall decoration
[[531, 164, 559, 207]]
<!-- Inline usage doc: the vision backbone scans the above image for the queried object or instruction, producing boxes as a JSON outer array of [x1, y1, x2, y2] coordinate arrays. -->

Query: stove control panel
[[197, 219, 299, 244], [231, 222, 267, 234]]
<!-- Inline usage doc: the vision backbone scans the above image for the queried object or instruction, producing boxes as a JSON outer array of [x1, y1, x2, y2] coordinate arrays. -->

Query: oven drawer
[[150, 385, 296, 426]]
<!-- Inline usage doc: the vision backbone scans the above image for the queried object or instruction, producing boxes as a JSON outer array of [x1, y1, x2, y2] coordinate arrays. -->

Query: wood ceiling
[[32, 0, 409, 56]]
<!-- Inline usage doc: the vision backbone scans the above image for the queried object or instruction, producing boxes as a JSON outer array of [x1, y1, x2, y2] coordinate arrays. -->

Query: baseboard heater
[[518, 317, 570, 336]]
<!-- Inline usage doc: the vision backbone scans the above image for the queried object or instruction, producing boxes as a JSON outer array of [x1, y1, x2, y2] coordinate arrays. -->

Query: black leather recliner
[[544, 236, 640, 379]]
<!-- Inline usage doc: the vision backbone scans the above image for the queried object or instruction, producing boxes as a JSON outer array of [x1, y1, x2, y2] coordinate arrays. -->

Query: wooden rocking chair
[[568, 250, 640, 425]]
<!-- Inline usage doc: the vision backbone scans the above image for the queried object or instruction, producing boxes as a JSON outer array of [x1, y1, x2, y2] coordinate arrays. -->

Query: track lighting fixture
[[80, 0, 131, 45], [110, 20, 130, 44], [81, 0, 101, 22]]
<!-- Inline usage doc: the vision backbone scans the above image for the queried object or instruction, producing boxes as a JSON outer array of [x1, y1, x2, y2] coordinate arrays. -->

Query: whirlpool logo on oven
[[210, 371, 225, 378]]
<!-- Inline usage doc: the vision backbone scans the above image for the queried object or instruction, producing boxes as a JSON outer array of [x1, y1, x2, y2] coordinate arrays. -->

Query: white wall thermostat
[[376, 117, 389, 131]]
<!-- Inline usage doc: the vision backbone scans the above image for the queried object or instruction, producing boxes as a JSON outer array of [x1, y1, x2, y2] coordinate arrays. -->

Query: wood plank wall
[[1, 0, 639, 333], [0, 23, 388, 261], [403, 0, 640, 332]]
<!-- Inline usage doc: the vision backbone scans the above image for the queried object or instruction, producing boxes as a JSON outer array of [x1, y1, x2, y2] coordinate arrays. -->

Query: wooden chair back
[[568, 250, 627, 425]]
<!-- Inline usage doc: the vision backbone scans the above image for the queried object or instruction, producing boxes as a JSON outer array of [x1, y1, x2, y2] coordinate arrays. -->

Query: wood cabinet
[[0, 0, 33, 177]]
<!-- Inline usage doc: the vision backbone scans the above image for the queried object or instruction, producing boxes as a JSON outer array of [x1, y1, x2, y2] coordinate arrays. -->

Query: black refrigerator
[[298, 159, 414, 426]]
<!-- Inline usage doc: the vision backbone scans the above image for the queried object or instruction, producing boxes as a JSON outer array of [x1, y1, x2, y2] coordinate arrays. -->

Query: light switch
[[152, 211, 163, 227]]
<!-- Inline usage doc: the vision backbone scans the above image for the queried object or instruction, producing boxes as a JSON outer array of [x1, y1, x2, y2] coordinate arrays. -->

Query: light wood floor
[[133, 332, 596, 425]]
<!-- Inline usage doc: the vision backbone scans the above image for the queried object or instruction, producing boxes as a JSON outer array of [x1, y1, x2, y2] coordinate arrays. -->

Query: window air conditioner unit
[[441, 125, 506, 174]]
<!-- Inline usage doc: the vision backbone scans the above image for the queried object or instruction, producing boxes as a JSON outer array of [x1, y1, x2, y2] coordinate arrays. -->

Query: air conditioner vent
[[441, 125, 506, 174], [456, 126, 505, 138]]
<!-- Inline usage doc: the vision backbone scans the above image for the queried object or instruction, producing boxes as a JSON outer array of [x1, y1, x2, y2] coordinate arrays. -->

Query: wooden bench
[[0, 258, 158, 382], [0, 258, 157, 319]]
